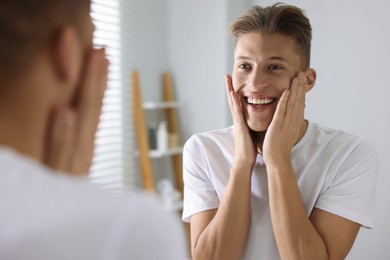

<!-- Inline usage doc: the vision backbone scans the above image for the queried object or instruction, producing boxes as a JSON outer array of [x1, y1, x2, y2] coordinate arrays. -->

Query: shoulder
[[305, 121, 379, 171], [0, 148, 188, 259], [184, 126, 234, 151], [307, 121, 377, 153], [0, 147, 169, 234]]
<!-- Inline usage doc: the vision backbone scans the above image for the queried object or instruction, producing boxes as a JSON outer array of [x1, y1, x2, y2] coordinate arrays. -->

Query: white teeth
[[248, 98, 274, 105]]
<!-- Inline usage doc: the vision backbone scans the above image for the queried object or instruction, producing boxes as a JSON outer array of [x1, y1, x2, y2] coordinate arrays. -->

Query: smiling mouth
[[246, 97, 276, 106]]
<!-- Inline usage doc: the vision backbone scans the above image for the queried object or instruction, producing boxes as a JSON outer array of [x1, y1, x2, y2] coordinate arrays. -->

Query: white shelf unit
[[132, 71, 184, 193]]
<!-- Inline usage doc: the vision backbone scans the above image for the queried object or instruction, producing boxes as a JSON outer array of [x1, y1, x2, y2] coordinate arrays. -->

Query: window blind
[[89, 0, 136, 191]]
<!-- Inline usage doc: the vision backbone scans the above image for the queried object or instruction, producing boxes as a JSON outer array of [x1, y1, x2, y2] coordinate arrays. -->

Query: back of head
[[0, 0, 90, 83], [229, 3, 312, 69]]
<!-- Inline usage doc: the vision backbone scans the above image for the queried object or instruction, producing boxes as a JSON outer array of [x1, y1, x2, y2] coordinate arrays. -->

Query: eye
[[268, 64, 284, 70], [238, 63, 252, 71]]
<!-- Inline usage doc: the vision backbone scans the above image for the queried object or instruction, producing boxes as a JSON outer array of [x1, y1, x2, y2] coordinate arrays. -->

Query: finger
[[226, 75, 246, 126], [78, 48, 108, 123], [71, 48, 109, 174], [75, 50, 107, 139], [272, 89, 290, 126], [289, 72, 306, 123], [296, 72, 306, 117], [45, 108, 76, 172], [288, 76, 299, 104], [283, 75, 301, 124], [230, 90, 243, 119], [225, 75, 234, 116]]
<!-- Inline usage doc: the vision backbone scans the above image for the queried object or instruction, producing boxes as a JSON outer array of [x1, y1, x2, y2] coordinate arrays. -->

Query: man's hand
[[262, 72, 307, 166], [45, 48, 109, 176], [225, 74, 257, 170]]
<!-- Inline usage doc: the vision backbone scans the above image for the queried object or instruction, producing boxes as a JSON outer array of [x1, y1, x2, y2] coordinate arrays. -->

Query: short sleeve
[[315, 139, 379, 228], [182, 136, 220, 223]]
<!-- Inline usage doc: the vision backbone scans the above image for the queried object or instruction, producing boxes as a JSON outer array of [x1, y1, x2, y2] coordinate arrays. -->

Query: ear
[[50, 26, 83, 100], [303, 68, 317, 93]]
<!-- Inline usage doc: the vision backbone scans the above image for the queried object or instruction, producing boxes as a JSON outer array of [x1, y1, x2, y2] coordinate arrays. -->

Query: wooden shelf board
[[143, 101, 180, 110], [149, 147, 183, 158]]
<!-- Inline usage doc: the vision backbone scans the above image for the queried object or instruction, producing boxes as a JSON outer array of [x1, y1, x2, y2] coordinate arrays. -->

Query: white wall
[[167, 0, 230, 140], [250, 0, 389, 258], [129, 0, 170, 101]]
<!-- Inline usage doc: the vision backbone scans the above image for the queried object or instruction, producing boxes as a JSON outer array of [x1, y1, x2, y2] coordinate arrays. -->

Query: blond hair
[[229, 3, 312, 69]]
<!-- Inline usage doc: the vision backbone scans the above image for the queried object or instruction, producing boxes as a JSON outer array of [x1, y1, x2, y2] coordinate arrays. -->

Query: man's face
[[232, 32, 303, 132]]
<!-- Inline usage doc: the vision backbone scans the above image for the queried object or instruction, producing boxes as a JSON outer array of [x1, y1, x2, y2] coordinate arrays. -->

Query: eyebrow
[[235, 55, 290, 64], [235, 55, 252, 61]]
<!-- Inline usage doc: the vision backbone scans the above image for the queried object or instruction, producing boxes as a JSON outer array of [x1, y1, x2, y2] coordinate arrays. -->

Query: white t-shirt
[[0, 147, 188, 260], [182, 121, 378, 260]]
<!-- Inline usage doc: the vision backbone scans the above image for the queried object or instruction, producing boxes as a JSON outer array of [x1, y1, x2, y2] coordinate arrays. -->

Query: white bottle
[[157, 121, 168, 152]]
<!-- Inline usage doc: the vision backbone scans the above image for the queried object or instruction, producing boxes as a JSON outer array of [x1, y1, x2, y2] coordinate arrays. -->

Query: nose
[[247, 69, 268, 89]]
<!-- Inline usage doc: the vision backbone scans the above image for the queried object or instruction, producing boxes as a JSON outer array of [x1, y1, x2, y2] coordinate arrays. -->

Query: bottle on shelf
[[148, 123, 157, 150], [157, 121, 168, 152]]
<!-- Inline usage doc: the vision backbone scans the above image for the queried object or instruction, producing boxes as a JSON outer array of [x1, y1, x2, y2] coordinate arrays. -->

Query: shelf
[[132, 70, 184, 194], [142, 101, 180, 110], [149, 147, 183, 158]]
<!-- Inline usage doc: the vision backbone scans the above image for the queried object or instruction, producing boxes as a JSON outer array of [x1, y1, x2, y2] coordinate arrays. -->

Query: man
[[182, 3, 378, 260], [0, 0, 187, 259]]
